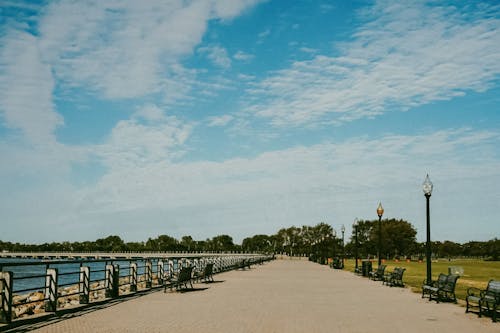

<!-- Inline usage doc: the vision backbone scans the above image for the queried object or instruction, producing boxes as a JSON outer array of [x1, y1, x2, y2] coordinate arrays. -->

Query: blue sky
[[1, 0, 499, 244]]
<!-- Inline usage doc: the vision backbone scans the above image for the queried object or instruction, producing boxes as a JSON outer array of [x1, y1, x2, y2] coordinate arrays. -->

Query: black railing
[[0, 254, 274, 324]]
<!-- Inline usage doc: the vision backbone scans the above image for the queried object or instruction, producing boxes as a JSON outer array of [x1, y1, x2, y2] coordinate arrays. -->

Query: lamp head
[[423, 174, 433, 196], [377, 202, 384, 218]]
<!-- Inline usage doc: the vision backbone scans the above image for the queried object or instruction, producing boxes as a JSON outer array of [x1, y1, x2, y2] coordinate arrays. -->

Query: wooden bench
[[423, 273, 460, 303], [382, 267, 406, 287], [466, 279, 500, 322], [164, 266, 194, 292], [369, 264, 386, 281]]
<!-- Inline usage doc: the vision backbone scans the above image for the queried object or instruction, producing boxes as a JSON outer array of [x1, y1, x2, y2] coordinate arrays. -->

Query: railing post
[[145, 260, 152, 288], [193, 259, 199, 276], [130, 263, 137, 292], [113, 265, 120, 297], [79, 266, 90, 304], [0, 271, 13, 324], [168, 260, 174, 279], [105, 264, 119, 298], [44, 268, 58, 312], [157, 260, 164, 286]]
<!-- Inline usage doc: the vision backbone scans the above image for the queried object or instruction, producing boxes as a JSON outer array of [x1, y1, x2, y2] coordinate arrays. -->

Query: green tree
[[210, 235, 235, 252], [180, 236, 195, 252], [242, 234, 273, 252], [94, 235, 125, 251]]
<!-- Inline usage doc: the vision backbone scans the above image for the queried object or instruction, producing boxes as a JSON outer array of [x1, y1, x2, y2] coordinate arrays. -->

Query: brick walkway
[[5, 260, 499, 332]]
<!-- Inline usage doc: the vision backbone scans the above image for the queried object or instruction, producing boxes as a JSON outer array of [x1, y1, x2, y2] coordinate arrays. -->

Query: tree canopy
[[0, 223, 498, 260]]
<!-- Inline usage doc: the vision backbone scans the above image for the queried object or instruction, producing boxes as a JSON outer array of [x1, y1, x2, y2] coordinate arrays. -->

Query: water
[[0, 258, 172, 295]]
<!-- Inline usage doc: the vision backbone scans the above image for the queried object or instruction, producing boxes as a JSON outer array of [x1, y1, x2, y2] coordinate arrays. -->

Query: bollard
[[44, 268, 58, 312], [130, 263, 137, 292], [79, 266, 90, 304], [145, 260, 152, 288], [0, 271, 13, 324]]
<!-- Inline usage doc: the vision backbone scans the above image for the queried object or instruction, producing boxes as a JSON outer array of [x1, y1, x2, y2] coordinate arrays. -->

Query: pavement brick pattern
[[6, 260, 499, 333]]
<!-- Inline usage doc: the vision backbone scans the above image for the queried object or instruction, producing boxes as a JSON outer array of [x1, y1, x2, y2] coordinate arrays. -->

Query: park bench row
[[368, 264, 406, 287], [163, 256, 267, 292], [419, 271, 500, 322], [422, 273, 500, 322], [360, 263, 499, 322]]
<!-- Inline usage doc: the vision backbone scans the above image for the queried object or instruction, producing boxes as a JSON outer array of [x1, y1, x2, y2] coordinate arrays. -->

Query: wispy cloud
[[0, 31, 61, 144], [97, 105, 192, 169], [233, 50, 255, 62], [257, 28, 271, 43], [299, 47, 317, 54], [247, 1, 500, 126], [28, 128, 500, 242], [207, 114, 234, 127], [34, 1, 259, 101], [0, 0, 262, 143], [198, 45, 232, 69]]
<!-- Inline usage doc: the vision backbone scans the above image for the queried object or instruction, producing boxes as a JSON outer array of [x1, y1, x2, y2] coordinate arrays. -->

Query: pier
[[2, 259, 498, 332], [0, 253, 272, 329], [0, 251, 254, 260]]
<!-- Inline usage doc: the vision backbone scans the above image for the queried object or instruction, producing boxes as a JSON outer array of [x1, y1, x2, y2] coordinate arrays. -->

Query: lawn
[[342, 258, 500, 303]]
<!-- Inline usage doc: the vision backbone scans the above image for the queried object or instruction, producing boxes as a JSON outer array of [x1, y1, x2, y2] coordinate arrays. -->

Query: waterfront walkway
[[11, 260, 498, 332]]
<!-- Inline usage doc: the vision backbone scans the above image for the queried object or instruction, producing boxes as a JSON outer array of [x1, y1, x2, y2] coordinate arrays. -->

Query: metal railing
[[0, 254, 274, 324]]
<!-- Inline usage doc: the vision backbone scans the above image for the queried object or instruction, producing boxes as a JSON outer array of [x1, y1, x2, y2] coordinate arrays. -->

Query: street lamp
[[377, 202, 384, 266], [423, 174, 433, 284], [332, 228, 337, 266], [353, 218, 359, 271], [341, 224, 345, 268]]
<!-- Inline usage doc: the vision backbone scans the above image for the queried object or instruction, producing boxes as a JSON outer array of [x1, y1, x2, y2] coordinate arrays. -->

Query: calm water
[[0, 258, 173, 294]]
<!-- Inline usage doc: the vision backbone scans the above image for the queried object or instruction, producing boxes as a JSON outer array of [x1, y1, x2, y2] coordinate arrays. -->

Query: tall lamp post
[[341, 225, 345, 268], [423, 174, 433, 284], [332, 228, 337, 266], [353, 218, 359, 271], [377, 202, 384, 266]]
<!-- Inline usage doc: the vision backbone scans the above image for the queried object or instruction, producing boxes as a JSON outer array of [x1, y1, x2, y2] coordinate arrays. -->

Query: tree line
[[1, 219, 498, 260], [0, 234, 237, 253]]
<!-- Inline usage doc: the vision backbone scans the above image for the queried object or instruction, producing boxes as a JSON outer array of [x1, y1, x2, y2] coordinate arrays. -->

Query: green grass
[[343, 259, 500, 303]]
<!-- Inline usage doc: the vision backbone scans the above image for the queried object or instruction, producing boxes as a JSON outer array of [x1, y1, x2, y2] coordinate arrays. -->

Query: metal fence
[[0, 254, 273, 324]]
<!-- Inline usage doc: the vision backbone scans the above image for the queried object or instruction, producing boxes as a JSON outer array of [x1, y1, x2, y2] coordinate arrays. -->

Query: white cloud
[[198, 45, 232, 69], [233, 50, 255, 61], [237, 73, 256, 81], [212, 0, 265, 20], [247, 1, 500, 126], [33, 0, 260, 101], [134, 104, 167, 122], [3, 128, 498, 243], [207, 114, 234, 127], [257, 28, 271, 43], [0, 31, 62, 144], [97, 106, 192, 169], [299, 47, 317, 54]]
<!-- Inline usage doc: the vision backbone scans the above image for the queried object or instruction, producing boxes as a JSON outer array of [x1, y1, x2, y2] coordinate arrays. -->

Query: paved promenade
[[10, 260, 499, 332]]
